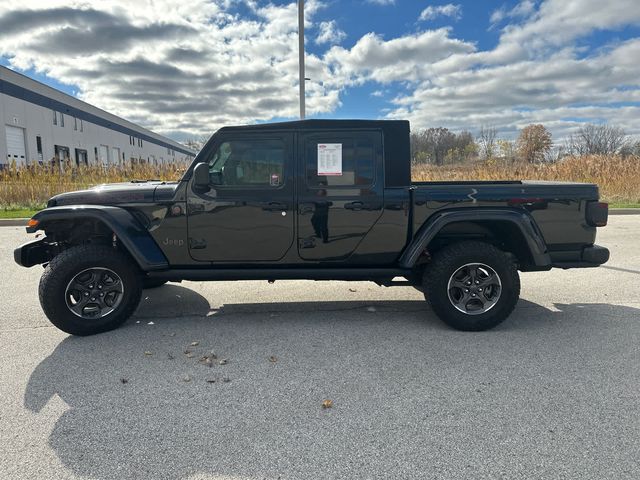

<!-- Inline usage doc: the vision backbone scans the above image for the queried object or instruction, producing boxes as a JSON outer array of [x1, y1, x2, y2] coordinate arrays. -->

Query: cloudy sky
[[1, 0, 639, 142]]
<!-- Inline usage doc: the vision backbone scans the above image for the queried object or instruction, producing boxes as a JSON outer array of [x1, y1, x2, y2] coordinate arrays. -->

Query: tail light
[[586, 201, 608, 227]]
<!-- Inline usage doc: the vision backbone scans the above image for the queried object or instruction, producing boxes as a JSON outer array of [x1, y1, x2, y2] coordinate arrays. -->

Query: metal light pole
[[298, 0, 305, 119]]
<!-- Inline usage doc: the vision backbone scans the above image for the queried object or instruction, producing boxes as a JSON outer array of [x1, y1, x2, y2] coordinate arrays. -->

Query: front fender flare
[[398, 208, 551, 269], [27, 206, 168, 271]]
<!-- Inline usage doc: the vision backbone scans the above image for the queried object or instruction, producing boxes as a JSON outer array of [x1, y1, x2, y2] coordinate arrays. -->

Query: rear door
[[297, 130, 384, 261], [187, 131, 295, 262]]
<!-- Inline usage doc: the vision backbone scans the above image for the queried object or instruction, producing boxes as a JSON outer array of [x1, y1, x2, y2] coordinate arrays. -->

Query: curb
[[609, 209, 640, 215], [0, 219, 28, 227]]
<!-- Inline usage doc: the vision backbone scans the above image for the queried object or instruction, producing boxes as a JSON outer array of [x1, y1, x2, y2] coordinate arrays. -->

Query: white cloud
[[326, 0, 640, 138], [0, 0, 338, 139], [1, 0, 639, 141], [490, 0, 536, 27], [324, 28, 475, 85], [419, 4, 462, 22], [315, 20, 346, 45]]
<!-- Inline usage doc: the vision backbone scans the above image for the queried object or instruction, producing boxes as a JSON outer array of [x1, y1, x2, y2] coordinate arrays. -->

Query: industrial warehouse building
[[0, 65, 195, 168]]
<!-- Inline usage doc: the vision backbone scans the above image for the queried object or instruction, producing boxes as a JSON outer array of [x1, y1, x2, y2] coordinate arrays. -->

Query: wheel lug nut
[[84, 292, 89, 296], [471, 293, 476, 297], [475, 281, 479, 284], [465, 289, 469, 292], [98, 285, 102, 289]]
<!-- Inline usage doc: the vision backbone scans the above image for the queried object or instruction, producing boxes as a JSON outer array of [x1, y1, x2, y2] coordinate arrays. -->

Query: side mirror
[[193, 163, 210, 192], [209, 171, 223, 185]]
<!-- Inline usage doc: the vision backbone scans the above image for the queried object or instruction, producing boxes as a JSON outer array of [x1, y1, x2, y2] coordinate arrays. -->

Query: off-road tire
[[39, 245, 142, 336], [143, 278, 168, 289], [424, 241, 520, 331]]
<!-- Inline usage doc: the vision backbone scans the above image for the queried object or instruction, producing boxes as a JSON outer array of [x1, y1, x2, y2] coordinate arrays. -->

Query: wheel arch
[[399, 208, 551, 270], [28, 206, 168, 271]]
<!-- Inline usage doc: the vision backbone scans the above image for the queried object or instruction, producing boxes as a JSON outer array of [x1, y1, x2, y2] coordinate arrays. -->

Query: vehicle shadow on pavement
[[24, 285, 640, 479]]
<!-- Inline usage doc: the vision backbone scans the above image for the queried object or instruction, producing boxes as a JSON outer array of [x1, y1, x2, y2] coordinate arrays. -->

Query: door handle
[[344, 201, 364, 211], [262, 202, 288, 212], [299, 203, 315, 215]]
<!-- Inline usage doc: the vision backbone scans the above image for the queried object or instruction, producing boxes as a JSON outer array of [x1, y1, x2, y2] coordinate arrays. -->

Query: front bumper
[[551, 244, 610, 269], [14, 238, 50, 267]]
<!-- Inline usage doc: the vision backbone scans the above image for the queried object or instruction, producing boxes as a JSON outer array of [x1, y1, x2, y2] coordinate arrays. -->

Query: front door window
[[207, 139, 285, 188]]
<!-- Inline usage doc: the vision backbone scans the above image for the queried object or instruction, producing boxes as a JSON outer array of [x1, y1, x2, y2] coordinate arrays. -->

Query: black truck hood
[[48, 181, 178, 207]]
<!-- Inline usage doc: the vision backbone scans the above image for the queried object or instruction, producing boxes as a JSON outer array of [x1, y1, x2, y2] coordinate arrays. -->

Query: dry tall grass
[[412, 155, 640, 205], [0, 162, 187, 209], [0, 155, 638, 209]]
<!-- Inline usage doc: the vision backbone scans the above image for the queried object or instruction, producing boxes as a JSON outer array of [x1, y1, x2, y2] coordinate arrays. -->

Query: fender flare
[[398, 208, 551, 268], [27, 205, 168, 271]]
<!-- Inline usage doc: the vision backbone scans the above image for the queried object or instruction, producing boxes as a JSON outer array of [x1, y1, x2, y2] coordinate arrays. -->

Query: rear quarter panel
[[411, 181, 599, 250]]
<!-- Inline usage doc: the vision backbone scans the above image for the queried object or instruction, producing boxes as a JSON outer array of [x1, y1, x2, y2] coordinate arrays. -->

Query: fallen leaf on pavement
[[219, 359, 228, 365], [206, 378, 216, 384], [120, 378, 128, 384], [183, 375, 191, 383], [144, 351, 153, 356], [190, 341, 199, 347], [322, 399, 333, 409], [269, 356, 278, 363]]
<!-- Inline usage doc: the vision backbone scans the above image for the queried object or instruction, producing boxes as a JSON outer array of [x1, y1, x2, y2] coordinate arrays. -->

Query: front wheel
[[39, 245, 142, 336], [423, 241, 520, 331]]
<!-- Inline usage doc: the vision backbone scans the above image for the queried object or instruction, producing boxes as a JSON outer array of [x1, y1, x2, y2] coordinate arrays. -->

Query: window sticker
[[317, 143, 342, 176], [270, 173, 281, 187]]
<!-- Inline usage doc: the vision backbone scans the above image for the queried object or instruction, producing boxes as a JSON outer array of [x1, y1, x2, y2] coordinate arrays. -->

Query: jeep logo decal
[[163, 238, 184, 247]]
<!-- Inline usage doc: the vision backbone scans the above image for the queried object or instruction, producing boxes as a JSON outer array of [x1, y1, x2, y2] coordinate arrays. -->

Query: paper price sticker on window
[[317, 143, 342, 176]]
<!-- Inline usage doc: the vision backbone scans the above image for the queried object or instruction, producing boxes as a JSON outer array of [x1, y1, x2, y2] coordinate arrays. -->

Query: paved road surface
[[1, 217, 638, 479]]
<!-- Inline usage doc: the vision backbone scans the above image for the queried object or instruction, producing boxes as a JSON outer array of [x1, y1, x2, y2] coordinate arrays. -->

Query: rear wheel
[[424, 241, 520, 331], [39, 245, 142, 335]]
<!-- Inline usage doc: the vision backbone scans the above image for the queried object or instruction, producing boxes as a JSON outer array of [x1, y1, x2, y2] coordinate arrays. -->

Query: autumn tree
[[517, 124, 552, 163]]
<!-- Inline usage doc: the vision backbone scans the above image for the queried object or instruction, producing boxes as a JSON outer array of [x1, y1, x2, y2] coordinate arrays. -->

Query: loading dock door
[[5, 126, 27, 166], [99, 145, 109, 166]]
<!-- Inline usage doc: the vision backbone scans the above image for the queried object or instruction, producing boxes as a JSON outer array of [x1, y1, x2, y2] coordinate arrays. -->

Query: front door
[[187, 132, 295, 262], [297, 130, 384, 261]]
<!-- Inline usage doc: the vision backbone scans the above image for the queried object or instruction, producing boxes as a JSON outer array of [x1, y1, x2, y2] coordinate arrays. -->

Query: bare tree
[[517, 124, 552, 163], [477, 125, 497, 160], [567, 124, 627, 155], [182, 135, 209, 153]]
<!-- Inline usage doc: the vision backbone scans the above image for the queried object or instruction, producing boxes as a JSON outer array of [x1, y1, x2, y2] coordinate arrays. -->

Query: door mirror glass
[[193, 162, 210, 191]]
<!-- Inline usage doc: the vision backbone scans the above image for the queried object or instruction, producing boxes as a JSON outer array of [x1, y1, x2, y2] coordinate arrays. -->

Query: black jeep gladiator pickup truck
[[14, 120, 610, 335]]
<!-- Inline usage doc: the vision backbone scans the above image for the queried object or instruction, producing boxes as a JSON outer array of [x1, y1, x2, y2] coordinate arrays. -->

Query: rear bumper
[[551, 244, 610, 269], [14, 238, 50, 267]]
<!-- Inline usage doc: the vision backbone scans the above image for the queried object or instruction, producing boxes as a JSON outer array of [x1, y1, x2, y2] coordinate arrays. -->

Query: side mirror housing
[[193, 163, 210, 191]]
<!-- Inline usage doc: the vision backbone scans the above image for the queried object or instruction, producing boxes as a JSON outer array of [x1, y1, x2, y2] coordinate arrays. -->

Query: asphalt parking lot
[[0, 216, 638, 480]]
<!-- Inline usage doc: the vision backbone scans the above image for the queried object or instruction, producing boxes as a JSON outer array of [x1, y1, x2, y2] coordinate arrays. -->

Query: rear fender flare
[[28, 206, 168, 271], [399, 208, 550, 268]]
